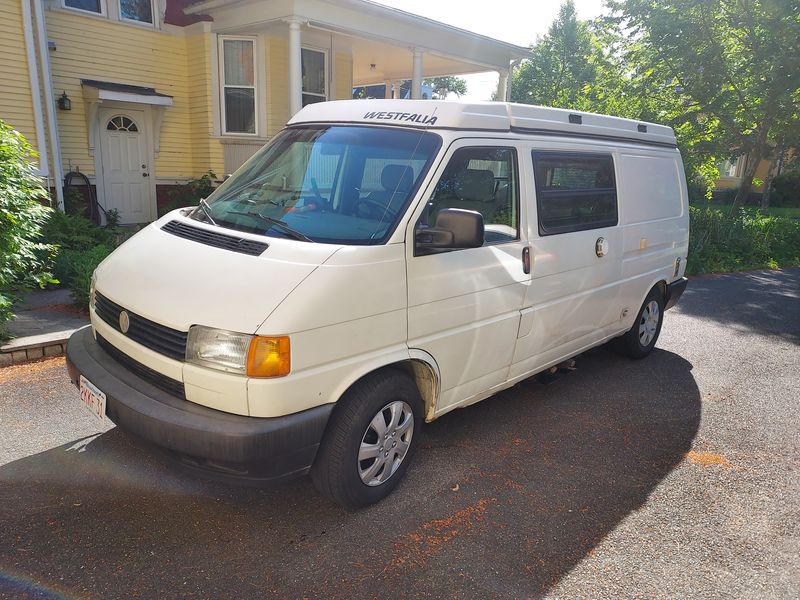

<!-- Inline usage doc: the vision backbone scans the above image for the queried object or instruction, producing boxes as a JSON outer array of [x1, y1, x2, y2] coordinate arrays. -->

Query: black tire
[[614, 286, 665, 359], [311, 369, 423, 509]]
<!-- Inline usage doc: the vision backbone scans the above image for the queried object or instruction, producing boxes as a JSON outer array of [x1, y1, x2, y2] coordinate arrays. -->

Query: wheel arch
[[325, 350, 441, 425], [636, 278, 668, 313]]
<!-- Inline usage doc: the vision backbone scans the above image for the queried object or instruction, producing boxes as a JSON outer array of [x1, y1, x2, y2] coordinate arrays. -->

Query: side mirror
[[416, 208, 484, 253]]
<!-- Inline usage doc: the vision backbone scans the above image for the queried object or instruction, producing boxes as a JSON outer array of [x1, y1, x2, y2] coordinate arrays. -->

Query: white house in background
[[2, 0, 527, 223]]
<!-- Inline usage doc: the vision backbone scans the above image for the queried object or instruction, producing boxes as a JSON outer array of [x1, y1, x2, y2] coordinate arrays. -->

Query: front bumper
[[665, 277, 688, 310], [66, 326, 333, 482]]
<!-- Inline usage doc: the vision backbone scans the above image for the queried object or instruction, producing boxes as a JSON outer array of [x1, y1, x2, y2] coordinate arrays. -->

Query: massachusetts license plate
[[79, 375, 107, 424]]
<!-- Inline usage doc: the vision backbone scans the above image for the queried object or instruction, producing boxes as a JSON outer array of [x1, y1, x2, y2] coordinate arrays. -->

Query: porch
[[185, 0, 527, 172]]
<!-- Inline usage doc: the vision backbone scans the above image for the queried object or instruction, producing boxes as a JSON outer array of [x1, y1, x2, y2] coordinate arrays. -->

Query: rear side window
[[532, 152, 617, 235]]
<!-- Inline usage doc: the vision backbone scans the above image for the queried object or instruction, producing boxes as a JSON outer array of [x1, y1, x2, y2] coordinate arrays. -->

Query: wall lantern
[[58, 91, 71, 111]]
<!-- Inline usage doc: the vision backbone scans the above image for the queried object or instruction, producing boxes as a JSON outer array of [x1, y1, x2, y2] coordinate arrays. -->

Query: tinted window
[[421, 147, 519, 245], [533, 152, 617, 235]]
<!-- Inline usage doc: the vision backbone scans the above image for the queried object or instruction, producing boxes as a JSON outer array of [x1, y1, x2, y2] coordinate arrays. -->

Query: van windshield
[[191, 126, 441, 244]]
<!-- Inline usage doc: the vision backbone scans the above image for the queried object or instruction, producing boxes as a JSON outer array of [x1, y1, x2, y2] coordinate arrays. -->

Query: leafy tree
[[508, 1, 744, 194], [0, 121, 56, 339], [510, 1, 602, 107], [609, 0, 800, 209], [423, 76, 468, 99]]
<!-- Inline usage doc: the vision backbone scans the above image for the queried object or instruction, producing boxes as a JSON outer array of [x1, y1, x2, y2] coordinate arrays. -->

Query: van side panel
[[617, 150, 689, 326], [509, 141, 623, 380]]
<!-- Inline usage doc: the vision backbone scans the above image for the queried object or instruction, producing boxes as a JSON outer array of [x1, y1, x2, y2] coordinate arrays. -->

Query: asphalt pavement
[[0, 268, 798, 599]]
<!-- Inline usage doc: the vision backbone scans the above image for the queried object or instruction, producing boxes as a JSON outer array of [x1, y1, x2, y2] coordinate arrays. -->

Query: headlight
[[185, 326, 290, 378], [89, 272, 97, 311]]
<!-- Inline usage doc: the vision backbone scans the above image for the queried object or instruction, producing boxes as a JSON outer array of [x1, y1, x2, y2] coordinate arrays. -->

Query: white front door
[[98, 108, 154, 224], [406, 142, 530, 417]]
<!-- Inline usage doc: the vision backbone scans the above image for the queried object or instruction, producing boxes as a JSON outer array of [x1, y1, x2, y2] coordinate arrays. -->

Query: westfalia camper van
[[67, 100, 688, 508]]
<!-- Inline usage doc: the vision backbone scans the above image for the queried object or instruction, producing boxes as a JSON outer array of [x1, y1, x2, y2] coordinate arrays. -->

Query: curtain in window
[[224, 41, 255, 86]]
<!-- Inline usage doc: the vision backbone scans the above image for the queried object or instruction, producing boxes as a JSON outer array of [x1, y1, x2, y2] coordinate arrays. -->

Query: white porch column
[[497, 69, 509, 102], [287, 18, 303, 117], [392, 80, 402, 99], [384, 81, 392, 99], [411, 49, 424, 99]]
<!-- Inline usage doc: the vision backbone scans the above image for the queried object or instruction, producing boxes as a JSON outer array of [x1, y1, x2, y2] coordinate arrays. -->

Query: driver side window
[[421, 146, 519, 245]]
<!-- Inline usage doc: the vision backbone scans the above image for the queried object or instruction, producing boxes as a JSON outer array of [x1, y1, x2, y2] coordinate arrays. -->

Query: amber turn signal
[[246, 336, 291, 378]]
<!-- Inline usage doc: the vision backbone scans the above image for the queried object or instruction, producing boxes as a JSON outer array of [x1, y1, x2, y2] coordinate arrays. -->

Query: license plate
[[79, 375, 107, 425]]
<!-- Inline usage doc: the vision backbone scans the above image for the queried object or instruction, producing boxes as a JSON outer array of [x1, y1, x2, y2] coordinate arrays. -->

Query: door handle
[[595, 237, 608, 257], [522, 246, 531, 274]]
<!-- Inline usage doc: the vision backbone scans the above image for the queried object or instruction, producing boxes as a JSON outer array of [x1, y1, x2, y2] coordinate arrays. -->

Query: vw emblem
[[119, 311, 130, 334]]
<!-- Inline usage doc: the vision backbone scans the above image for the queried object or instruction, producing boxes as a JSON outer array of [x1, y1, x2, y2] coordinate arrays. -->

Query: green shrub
[[686, 178, 711, 203], [770, 171, 800, 207], [39, 206, 125, 309], [0, 121, 57, 340], [687, 206, 800, 275], [159, 170, 216, 217], [41, 210, 115, 251], [56, 245, 113, 308], [0, 295, 12, 341]]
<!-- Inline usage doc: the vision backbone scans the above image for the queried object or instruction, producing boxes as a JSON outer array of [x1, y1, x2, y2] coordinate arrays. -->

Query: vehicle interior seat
[[456, 169, 496, 215], [362, 164, 414, 216]]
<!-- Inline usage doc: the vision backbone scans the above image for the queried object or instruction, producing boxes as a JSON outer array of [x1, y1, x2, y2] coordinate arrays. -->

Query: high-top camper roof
[[289, 100, 677, 148]]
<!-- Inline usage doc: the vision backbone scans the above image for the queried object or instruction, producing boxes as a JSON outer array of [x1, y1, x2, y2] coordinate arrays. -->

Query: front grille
[[94, 292, 187, 361], [97, 334, 186, 400], [161, 219, 269, 256]]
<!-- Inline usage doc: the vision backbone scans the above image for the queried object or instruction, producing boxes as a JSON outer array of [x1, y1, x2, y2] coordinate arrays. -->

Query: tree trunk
[[761, 135, 784, 210], [732, 144, 763, 212], [732, 110, 775, 212]]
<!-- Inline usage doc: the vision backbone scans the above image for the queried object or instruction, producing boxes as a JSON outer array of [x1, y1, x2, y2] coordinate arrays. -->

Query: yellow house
[[2, 0, 526, 224], [716, 155, 773, 194]]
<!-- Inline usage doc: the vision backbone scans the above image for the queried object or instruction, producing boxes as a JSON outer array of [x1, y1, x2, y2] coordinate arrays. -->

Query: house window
[[302, 48, 327, 107], [220, 38, 257, 135], [721, 157, 740, 178], [532, 152, 618, 236], [120, 0, 153, 24], [106, 116, 139, 132], [63, 0, 105, 15]]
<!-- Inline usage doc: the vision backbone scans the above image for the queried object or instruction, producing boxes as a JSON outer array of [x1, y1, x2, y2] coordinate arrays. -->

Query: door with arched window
[[98, 108, 154, 223]]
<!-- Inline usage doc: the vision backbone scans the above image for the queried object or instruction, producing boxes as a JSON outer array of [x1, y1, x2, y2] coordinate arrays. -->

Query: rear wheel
[[614, 287, 664, 358], [311, 369, 423, 509]]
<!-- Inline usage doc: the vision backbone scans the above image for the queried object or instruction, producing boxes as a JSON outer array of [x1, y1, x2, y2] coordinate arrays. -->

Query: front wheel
[[614, 287, 665, 358], [311, 370, 423, 509]]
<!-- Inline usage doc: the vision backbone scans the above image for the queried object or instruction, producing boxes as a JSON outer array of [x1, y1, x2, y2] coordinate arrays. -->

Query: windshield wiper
[[227, 211, 313, 242], [194, 198, 217, 225]]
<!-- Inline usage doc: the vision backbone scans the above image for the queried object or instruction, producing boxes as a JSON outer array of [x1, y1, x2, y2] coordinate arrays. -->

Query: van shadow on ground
[[676, 267, 800, 344], [0, 346, 700, 599]]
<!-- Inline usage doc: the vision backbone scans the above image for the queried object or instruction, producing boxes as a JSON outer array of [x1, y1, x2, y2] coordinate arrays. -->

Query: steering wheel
[[354, 199, 397, 221]]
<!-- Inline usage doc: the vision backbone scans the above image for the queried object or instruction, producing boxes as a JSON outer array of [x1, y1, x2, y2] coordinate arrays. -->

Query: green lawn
[[691, 203, 800, 218]]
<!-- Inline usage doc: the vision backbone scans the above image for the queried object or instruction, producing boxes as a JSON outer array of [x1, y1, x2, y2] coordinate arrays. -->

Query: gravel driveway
[[1, 268, 798, 599]]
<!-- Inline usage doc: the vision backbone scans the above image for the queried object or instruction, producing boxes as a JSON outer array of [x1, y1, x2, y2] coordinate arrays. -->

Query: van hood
[[94, 216, 340, 334]]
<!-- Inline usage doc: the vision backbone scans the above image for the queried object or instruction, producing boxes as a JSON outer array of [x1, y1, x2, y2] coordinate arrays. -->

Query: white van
[[67, 100, 688, 508]]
